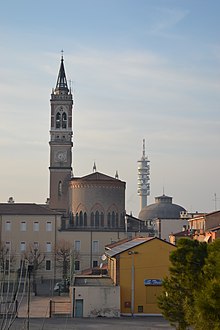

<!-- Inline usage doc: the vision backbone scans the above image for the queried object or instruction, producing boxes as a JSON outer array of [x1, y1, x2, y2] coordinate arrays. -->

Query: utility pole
[[213, 193, 219, 211], [128, 251, 138, 316]]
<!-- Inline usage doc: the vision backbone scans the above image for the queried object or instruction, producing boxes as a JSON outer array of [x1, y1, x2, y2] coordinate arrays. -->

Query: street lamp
[[27, 265, 33, 330], [128, 251, 138, 316]]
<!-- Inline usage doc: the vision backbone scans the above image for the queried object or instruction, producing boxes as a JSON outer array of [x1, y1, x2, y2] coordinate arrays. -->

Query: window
[[33, 222, 39, 231], [138, 305, 143, 313], [5, 260, 10, 273], [75, 213, 79, 226], [74, 260, 80, 271], [56, 111, 67, 129], [45, 260, 51, 271], [58, 181, 62, 196], [91, 212, 94, 227], [120, 214, 124, 228], [79, 211, 83, 226], [5, 241, 11, 252], [74, 240, 81, 252], [93, 260, 98, 268], [100, 212, 104, 227], [46, 221, 52, 232], [92, 240, 99, 253], [46, 242, 52, 252], [95, 211, 99, 227], [56, 112, 61, 128], [84, 212, 87, 226], [116, 214, 119, 227], [34, 242, 39, 250], [20, 242, 26, 252], [107, 213, 111, 227], [62, 112, 67, 128], [20, 221, 26, 231], [5, 221, 11, 231], [112, 212, 116, 227]]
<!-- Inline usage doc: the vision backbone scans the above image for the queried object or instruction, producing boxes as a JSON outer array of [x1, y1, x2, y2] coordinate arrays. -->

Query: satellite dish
[[101, 254, 107, 261]]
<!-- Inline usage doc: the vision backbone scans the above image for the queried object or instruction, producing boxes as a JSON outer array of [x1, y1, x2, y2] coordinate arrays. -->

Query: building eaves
[[73, 276, 114, 287], [0, 203, 61, 216], [105, 237, 155, 258]]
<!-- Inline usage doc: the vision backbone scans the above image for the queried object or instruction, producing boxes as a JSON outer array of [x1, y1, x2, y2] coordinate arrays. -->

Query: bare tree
[[55, 240, 79, 289], [0, 243, 20, 330], [22, 244, 45, 295], [0, 242, 15, 276], [55, 240, 71, 281]]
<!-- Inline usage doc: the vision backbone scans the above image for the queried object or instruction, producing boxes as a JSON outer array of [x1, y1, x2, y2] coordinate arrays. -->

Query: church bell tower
[[49, 55, 73, 213]]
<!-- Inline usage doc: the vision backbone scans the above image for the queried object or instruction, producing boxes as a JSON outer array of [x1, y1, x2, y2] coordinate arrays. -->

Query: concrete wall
[[71, 285, 120, 317]]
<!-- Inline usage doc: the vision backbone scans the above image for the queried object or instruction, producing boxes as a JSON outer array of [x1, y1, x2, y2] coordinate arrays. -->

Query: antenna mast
[[137, 139, 150, 210]]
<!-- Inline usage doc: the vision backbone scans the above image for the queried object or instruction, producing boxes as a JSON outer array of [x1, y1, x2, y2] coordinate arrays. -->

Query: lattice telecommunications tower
[[137, 139, 150, 210]]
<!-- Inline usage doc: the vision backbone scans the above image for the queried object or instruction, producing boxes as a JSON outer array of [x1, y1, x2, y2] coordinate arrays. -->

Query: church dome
[[138, 194, 185, 221]]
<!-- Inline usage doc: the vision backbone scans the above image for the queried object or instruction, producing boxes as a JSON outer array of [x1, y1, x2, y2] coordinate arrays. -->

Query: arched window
[[79, 211, 83, 226], [112, 211, 116, 228], [95, 211, 99, 227], [116, 213, 119, 228], [62, 112, 67, 129], [120, 214, 124, 228], [56, 111, 67, 129], [58, 181, 62, 196], [69, 212, 74, 225], [100, 212, 104, 227], [56, 112, 61, 128], [91, 212, 94, 227], [107, 213, 111, 228], [75, 213, 79, 226], [84, 213, 87, 227]]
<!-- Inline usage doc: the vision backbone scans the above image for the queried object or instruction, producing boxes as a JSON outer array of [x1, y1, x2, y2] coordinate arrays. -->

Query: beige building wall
[[188, 216, 205, 231], [57, 230, 137, 273], [71, 284, 120, 317], [0, 211, 61, 280]]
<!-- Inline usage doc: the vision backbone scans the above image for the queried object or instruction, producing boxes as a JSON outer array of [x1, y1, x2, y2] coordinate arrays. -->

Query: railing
[[49, 299, 71, 317], [0, 300, 18, 318], [60, 225, 126, 232]]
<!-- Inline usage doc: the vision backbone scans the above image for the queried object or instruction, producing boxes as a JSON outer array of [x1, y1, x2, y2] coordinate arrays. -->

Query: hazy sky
[[0, 0, 220, 217]]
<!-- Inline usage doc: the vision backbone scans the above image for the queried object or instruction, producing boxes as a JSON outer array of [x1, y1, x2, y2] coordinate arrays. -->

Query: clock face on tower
[[55, 151, 67, 162]]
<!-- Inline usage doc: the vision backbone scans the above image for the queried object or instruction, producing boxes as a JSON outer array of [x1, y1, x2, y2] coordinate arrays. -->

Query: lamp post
[[27, 265, 33, 330], [128, 251, 138, 316]]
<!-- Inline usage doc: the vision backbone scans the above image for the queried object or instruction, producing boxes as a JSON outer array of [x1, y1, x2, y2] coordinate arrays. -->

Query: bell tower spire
[[55, 51, 69, 94], [49, 54, 73, 213]]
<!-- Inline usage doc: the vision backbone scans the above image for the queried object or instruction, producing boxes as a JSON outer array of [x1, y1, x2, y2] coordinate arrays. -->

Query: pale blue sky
[[0, 0, 220, 216]]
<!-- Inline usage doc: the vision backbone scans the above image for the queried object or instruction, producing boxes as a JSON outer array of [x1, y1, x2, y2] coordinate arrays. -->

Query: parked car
[[54, 280, 69, 293]]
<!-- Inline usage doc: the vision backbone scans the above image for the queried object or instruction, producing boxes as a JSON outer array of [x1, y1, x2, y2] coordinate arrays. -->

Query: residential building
[[105, 237, 176, 315], [0, 203, 61, 280], [169, 210, 220, 244]]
